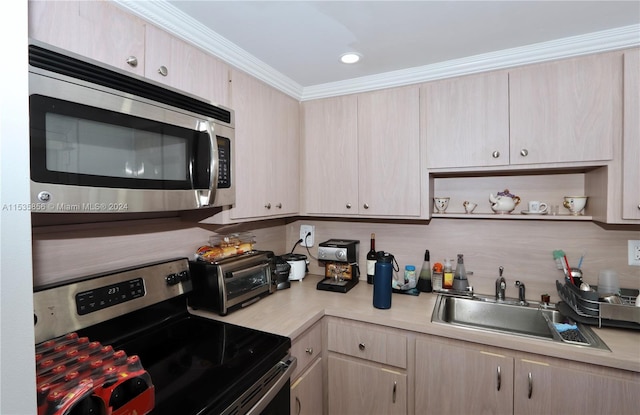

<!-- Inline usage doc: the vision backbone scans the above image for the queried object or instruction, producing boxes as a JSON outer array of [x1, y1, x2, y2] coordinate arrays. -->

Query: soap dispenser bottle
[[452, 254, 469, 291], [443, 258, 454, 289], [417, 250, 432, 292]]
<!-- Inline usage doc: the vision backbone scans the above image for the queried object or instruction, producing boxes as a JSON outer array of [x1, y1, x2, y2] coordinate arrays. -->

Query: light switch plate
[[628, 240, 640, 266]]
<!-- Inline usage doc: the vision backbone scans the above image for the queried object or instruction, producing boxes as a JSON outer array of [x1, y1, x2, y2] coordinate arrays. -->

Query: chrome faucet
[[495, 266, 506, 300], [515, 280, 529, 306]]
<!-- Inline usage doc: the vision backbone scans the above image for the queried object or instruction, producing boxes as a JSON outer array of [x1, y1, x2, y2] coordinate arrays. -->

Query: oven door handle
[[246, 356, 297, 415]]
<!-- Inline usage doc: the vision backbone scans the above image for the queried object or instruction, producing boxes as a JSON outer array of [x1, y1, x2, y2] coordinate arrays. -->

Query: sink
[[431, 294, 609, 350]]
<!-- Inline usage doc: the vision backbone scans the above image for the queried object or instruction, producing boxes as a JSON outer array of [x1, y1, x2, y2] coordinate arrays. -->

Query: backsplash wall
[[286, 218, 640, 303]]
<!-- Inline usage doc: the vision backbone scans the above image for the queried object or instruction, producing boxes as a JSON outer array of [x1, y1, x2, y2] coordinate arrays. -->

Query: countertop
[[189, 274, 640, 373]]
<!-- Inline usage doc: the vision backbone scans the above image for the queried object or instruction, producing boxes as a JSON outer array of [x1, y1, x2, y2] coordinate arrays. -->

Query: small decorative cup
[[463, 201, 477, 214], [434, 197, 450, 213], [563, 196, 588, 215], [528, 201, 548, 213]]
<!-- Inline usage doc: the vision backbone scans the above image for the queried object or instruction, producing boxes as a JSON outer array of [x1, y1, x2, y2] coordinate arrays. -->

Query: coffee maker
[[316, 239, 360, 293]]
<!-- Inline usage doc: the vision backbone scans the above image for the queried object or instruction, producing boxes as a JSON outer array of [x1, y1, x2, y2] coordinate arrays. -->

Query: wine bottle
[[366, 233, 376, 284]]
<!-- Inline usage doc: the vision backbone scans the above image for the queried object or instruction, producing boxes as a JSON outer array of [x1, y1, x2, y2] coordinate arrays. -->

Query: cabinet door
[[623, 49, 640, 220], [144, 24, 229, 106], [229, 69, 299, 220], [302, 96, 359, 215], [423, 72, 510, 168], [291, 358, 323, 415], [514, 358, 640, 415], [29, 0, 145, 76], [328, 355, 407, 415], [510, 52, 622, 165], [415, 338, 513, 415], [358, 87, 421, 216]]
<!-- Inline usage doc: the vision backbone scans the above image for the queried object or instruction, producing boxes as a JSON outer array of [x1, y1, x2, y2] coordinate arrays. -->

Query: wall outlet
[[300, 225, 315, 248], [628, 240, 640, 266]]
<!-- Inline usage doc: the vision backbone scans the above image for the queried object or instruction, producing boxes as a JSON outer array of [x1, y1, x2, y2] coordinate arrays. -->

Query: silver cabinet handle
[[295, 396, 301, 415], [305, 347, 313, 355], [363, 203, 369, 209], [158, 65, 168, 76], [264, 203, 271, 209], [392, 381, 397, 403], [346, 203, 352, 209], [492, 150, 500, 158], [496, 366, 501, 391], [637, 204, 640, 210], [126, 56, 138, 67], [276, 203, 282, 209], [520, 149, 529, 157], [528, 372, 533, 399], [358, 343, 366, 351]]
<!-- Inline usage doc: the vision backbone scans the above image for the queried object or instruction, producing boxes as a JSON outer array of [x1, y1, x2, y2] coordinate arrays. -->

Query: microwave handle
[[197, 119, 218, 207]]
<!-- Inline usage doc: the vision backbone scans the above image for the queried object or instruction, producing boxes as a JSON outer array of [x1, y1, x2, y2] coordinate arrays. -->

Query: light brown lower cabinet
[[415, 338, 514, 415], [514, 357, 640, 415], [415, 336, 640, 415], [328, 355, 407, 415], [291, 357, 323, 415]]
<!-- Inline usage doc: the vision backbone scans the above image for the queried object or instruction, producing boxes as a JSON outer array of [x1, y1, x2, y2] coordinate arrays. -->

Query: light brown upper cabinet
[[424, 52, 622, 169], [144, 24, 229, 107], [29, 0, 145, 76], [302, 87, 424, 218], [225, 69, 300, 221], [509, 52, 622, 165], [423, 71, 510, 169], [622, 49, 640, 220], [29, 0, 229, 107]]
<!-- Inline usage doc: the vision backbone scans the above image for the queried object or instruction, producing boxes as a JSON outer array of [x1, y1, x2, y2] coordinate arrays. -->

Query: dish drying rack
[[556, 280, 640, 329]]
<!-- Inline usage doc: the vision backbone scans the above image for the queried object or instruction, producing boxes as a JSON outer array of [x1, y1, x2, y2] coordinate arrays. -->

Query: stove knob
[[178, 270, 190, 282], [166, 273, 179, 286]]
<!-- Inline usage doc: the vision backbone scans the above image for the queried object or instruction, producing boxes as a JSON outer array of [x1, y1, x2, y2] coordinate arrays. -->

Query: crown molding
[[113, 1, 639, 102]]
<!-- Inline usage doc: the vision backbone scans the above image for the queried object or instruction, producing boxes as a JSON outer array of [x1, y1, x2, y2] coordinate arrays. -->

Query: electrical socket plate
[[628, 240, 640, 266], [300, 225, 315, 248]]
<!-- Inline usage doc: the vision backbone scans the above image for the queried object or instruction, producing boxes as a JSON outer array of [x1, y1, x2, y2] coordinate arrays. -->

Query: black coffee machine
[[269, 254, 291, 290]]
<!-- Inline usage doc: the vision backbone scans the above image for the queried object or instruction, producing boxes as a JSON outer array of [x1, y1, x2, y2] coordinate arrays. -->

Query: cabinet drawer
[[291, 322, 322, 380], [327, 320, 407, 369]]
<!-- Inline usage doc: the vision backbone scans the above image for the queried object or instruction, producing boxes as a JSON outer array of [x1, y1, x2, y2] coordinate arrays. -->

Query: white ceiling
[[116, 1, 640, 100]]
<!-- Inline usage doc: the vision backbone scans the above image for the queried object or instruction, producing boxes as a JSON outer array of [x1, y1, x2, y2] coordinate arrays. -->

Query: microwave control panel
[[217, 136, 231, 189]]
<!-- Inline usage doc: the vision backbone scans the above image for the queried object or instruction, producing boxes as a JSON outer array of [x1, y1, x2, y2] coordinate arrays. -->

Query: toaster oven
[[188, 251, 273, 315]]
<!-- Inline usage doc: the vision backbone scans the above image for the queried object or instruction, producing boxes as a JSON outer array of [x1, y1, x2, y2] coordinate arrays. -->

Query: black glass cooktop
[[78, 298, 290, 415]]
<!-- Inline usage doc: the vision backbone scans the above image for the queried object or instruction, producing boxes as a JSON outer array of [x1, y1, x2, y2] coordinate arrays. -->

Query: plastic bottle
[[373, 252, 394, 309], [366, 233, 377, 284], [404, 265, 416, 287], [432, 262, 443, 291], [443, 258, 454, 289], [417, 250, 432, 292]]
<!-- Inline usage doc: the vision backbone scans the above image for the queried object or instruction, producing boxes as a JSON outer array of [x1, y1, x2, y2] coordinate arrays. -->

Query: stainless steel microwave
[[28, 40, 234, 213]]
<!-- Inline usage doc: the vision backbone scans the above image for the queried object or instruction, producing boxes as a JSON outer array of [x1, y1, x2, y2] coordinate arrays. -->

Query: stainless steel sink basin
[[431, 294, 609, 350]]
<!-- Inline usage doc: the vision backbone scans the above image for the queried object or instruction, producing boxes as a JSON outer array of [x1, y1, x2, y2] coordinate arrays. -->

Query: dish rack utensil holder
[[556, 280, 639, 328]]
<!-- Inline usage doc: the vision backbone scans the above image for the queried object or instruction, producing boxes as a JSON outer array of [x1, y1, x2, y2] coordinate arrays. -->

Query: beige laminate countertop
[[189, 275, 640, 373]]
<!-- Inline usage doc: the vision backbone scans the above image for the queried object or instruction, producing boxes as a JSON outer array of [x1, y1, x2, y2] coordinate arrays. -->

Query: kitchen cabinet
[[225, 69, 300, 221], [621, 49, 640, 220], [509, 52, 622, 165], [302, 86, 424, 218], [415, 335, 640, 415], [514, 356, 640, 414], [423, 71, 510, 169], [328, 356, 407, 415], [290, 322, 323, 415], [415, 337, 514, 415], [291, 357, 323, 415], [29, 0, 145, 76], [144, 24, 229, 106], [424, 52, 621, 170], [326, 318, 408, 414], [29, 1, 229, 106]]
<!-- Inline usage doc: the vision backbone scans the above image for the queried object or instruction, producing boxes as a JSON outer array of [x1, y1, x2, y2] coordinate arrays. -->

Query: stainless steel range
[[33, 258, 295, 415]]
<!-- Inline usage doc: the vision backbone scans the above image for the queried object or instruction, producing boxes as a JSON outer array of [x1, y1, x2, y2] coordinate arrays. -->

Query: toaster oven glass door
[[225, 263, 270, 300]]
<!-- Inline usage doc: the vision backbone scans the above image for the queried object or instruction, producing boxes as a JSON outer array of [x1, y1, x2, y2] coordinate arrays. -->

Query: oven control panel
[[76, 277, 145, 315], [33, 257, 191, 343]]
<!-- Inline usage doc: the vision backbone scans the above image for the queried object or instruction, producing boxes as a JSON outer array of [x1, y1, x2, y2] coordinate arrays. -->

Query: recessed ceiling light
[[340, 53, 361, 64]]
